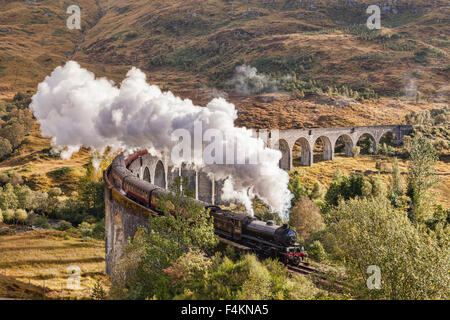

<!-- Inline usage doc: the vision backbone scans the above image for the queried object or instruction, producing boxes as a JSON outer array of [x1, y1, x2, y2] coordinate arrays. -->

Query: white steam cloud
[[30, 61, 292, 218], [228, 65, 280, 95]]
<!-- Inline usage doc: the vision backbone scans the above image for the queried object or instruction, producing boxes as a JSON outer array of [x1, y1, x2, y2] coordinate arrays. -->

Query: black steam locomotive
[[206, 206, 306, 265], [108, 154, 307, 266]]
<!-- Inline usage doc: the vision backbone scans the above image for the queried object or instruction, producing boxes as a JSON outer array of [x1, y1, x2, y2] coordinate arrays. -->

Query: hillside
[[0, 0, 448, 129]]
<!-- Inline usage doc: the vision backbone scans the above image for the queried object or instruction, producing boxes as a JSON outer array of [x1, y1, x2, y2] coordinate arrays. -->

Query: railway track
[[287, 262, 320, 276], [288, 262, 348, 294]]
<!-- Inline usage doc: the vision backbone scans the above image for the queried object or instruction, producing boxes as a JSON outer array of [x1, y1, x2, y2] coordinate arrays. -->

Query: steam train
[[108, 155, 307, 266]]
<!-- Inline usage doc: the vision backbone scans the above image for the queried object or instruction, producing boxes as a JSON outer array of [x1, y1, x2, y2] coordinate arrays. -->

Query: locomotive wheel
[[293, 256, 300, 266]]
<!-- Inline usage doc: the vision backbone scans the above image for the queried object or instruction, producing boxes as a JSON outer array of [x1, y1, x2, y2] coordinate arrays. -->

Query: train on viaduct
[[104, 124, 413, 273]]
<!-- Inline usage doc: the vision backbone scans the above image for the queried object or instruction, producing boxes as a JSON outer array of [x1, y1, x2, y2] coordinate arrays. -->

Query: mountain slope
[[0, 0, 448, 128]]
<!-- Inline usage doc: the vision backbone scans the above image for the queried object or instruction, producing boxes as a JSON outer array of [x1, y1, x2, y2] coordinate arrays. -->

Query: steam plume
[[228, 64, 279, 95], [30, 61, 292, 218]]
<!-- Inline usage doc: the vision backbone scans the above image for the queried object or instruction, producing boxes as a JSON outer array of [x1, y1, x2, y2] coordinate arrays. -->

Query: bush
[[3, 208, 14, 223], [327, 197, 449, 299], [57, 220, 72, 231], [0, 209, 3, 223], [288, 173, 310, 206], [14, 209, 28, 224], [307, 241, 327, 262], [34, 215, 51, 229], [0, 183, 18, 210], [0, 121, 25, 149], [324, 172, 365, 207], [78, 221, 94, 238], [92, 219, 105, 240], [311, 182, 324, 199], [90, 280, 107, 300], [0, 138, 12, 160], [159, 252, 320, 300], [289, 196, 324, 241]]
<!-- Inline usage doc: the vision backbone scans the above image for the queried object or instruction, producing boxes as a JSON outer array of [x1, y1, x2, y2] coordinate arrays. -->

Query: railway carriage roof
[[124, 176, 160, 193]]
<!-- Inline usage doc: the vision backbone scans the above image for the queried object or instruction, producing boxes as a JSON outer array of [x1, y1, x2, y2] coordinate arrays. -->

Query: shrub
[[0, 121, 25, 149], [0, 209, 3, 223], [34, 215, 51, 229], [352, 146, 360, 157], [158, 252, 320, 300], [0, 138, 12, 160], [78, 221, 94, 238], [83, 215, 97, 224], [0, 183, 18, 210], [289, 196, 324, 241], [14, 209, 28, 224], [307, 241, 327, 262], [311, 182, 324, 199], [92, 219, 105, 240], [288, 173, 310, 206], [57, 220, 72, 231], [324, 172, 365, 207], [327, 197, 449, 299], [414, 48, 431, 65], [0, 173, 9, 186], [90, 280, 107, 300], [3, 208, 15, 223]]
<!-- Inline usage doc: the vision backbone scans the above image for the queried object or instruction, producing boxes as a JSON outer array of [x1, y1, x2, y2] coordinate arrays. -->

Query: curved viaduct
[[104, 124, 412, 273]]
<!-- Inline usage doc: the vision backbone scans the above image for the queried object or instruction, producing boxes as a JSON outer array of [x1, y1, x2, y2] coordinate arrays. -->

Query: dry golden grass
[[0, 122, 91, 194], [292, 155, 450, 208], [0, 228, 107, 299]]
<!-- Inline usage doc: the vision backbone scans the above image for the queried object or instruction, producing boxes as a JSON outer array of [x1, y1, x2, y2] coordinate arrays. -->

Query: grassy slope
[[0, 121, 91, 194], [0, 0, 101, 98], [293, 155, 449, 209], [1, 1, 448, 117], [0, 228, 106, 299]]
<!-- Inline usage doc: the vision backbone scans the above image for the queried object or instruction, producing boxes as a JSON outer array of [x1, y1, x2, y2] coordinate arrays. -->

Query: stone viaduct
[[104, 124, 412, 273], [272, 125, 413, 171]]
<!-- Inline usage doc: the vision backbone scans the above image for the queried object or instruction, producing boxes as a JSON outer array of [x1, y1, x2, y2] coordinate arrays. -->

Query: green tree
[[310, 181, 324, 199], [0, 121, 25, 149], [307, 240, 327, 262], [0, 184, 18, 210], [288, 172, 309, 206], [15, 185, 35, 211], [324, 171, 365, 207], [289, 196, 324, 241], [32, 191, 49, 214], [161, 252, 320, 300], [406, 136, 439, 223], [110, 182, 218, 299], [327, 197, 449, 299], [388, 158, 405, 208], [76, 159, 106, 219], [78, 221, 95, 238], [14, 209, 28, 224], [0, 138, 12, 159], [369, 175, 386, 198], [3, 208, 14, 223]]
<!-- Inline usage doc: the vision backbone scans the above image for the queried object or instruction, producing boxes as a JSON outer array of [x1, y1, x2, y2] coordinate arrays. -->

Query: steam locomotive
[[108, 154, 307, 266]]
